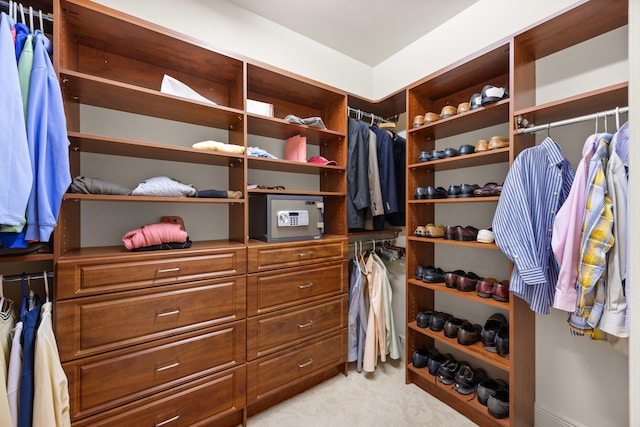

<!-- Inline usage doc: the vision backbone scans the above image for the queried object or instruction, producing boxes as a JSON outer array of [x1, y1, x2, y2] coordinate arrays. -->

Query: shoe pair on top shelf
[[417, 144, 476, 162]]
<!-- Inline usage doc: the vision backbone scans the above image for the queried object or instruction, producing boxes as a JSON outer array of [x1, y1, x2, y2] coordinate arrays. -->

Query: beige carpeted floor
[[245, 360, 479, 427]]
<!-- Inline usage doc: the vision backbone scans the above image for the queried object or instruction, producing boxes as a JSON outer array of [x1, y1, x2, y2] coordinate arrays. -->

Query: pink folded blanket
[[122, 222, 188, 250]]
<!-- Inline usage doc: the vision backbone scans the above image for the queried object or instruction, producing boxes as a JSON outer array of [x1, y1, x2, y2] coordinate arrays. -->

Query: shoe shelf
[[408, 147, 510, 172], [67, 132, 245, 167], [408, 237, 500, 250], [247, 157, 344, 175], [407, 363, 509, 427], [409, 196, 499, 205], [408, 321, 510, 372], [408, 279, 509, 310], [247, 189, 346, 197]]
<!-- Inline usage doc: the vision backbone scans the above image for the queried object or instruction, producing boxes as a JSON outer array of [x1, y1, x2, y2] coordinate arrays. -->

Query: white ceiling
[[224, 0, 478, 66]]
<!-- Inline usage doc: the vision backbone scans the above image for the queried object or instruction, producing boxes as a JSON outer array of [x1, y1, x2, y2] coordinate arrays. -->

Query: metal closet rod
[[516, 106, 629, 134], [2, 271, 54, 283], [347, 106, 394, 125], [0, 0, 54, 23]]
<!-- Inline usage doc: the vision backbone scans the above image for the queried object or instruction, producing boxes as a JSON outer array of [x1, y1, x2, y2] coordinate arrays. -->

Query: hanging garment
[[23, 30, 72, 243], [371, 253, 400, 360], [493, 137, 574, 314], [33, 301, 71, 427], [362, 253, 386, 372], [369, 125, 398, 217], [365, 129, 385, 230], [552, 134, 599, 311], [347, 118, 370, 230], [347, 256, 368, 373], [0, 13, 32, 228], [7, 321, 23, 427], [0, 300, 16, 424], [568, 133, 613, 339], [18, 294, 42, 427], [388, 133, 406, 226]]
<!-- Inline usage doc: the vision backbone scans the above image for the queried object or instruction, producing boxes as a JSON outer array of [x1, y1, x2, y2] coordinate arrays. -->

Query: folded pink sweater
[[122, 222, 188, 250]]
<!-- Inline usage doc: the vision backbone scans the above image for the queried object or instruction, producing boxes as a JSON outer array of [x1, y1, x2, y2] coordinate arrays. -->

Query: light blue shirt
[[0, 13, 32, 229], [493, 138, 574, 314], [23, 30, 71, 242]]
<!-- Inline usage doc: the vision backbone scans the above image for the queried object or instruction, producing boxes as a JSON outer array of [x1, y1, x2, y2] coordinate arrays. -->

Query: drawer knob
[[298, 282, 314, 290], [156, 309, 181, 318], [157, 267, 181, 274], [155, 412, 180, 426], [297, 358, 313, 368], [156, 361, 180, 372], [297, 320, 314, 329]]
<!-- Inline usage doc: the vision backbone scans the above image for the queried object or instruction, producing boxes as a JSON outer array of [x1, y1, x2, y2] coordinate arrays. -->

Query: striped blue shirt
[[493, 138, 574, 314]]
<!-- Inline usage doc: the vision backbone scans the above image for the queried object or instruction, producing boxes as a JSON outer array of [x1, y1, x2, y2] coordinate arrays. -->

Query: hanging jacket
[[23, 30, 72, 242], [0, 13, 32, 228], [347, 118, 370, 229]]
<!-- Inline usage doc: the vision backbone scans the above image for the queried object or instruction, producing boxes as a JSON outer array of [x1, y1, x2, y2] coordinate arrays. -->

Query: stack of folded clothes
[[122, 216, 191, 251]]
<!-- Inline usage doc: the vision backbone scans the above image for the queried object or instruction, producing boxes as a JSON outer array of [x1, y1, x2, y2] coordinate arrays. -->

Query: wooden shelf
[[409, 196, 499, 204], [409, 320, 510, 372], [247, 114, 345, 146], [407, 364, 509, 427], [247, 189, 345, 197], [60, 70, 244, 130], [408, 237, 500, 250], [247, 157, 344, 175], [62, 194, 244, 203], [408, 279, 510, 310], [0, 253, 54, 263], [409, 147, 509, 172], [68, 132, 244, 166], [513, 82, 628, 130], [408, 100, 509, 140]]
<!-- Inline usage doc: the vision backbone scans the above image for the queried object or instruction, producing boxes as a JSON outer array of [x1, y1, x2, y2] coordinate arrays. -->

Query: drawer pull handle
[[298, 282, 314, 290], [298, 251, 314, 257], [155, 413, 180, 426], [156, 361, 180, 372], [297, 320, 313, 329], [157, 267, 181, 273], [298, 358, 313, 368], [156, 309, 181, 318]]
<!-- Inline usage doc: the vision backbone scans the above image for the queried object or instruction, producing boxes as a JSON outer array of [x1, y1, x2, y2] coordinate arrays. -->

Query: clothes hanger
[[0, 274, 5, 314], [615, 107, 620, 131], [43, 270, 50, 303], [28, 5, 33, 33], [38, 9, 43, 32]]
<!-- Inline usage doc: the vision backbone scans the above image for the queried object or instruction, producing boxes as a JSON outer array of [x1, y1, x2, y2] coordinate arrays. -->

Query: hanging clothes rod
[[2, 271, 54, 283], [347, 106, 394, 125], [516, 106, 629, 134], [0, 0, 54, 23]]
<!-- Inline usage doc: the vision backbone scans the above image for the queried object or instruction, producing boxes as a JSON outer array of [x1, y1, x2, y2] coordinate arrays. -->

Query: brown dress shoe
[[492, 280, 510, 302], [412, 115, 425, 128], [440, 105, 457, 119], [457, 102, 470, 114], [488, 136, 509, 150], [475, 139, 489, 152], [425, 112, 440, 123]]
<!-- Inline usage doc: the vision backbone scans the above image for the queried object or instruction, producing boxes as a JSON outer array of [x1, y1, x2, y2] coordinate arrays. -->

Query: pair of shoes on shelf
[[473, 182, 503, 197], [457, 322, 483, 346], [415, 266, 445, 283], [480, 313, 509, 359], [475, 136, 510, 152], [477, 377, 509, 406], [416, 310, 452, 332], [447, 184, 479, 198], [443, 270, 482, 292], [444, 225, 479, 240], [454, 363, 488, 395], [476, 278, 510, 301], [411, 346, 439, 368]]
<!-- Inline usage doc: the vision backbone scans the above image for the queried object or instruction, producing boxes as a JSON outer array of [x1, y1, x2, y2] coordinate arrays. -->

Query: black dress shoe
[[443, 147, 459, 158], [459, 183, 480, 198], [426, 186, 447, 199], [418, 151, 431, 163], [477, 378, 508, 406], [427, 352, 451, 376], [457, 322, 482, 346], [454, 364, 487, 395], [429, 311, 452, 332], [495, 325, 509, 358], [481, 313, 508, 352], [413, 187, 427, 199], [443, 317, 466, 338], [421, 267, 445, 283], [431, 149, 445, 160], [416, 310, 435, 328], [487, 388, 510, 419], [437, 359, 462, 385], [412, 347, 437, 368], [447, 185, 461, 198], [459, 144, 475, 155]]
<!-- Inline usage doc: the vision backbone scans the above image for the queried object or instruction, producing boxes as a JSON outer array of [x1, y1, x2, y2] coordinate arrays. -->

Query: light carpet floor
[[244, 360, 479, 427]]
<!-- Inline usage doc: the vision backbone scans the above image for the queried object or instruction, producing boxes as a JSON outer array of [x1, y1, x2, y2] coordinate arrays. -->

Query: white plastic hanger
[[43, 270, 50, 303], [38, 9, 43, 32], [28, 5, 33, 33], [19, 3, 25, 25], [0, 274, 5, 314]]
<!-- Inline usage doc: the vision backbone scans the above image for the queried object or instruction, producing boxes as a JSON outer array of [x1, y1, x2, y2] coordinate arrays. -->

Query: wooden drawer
[[65, 321, 245, 420], [72, 366, 246, 427], [247, 237, 347, 272], [247, 260, 347, 315], [247, 294, 347, 360], [55, 276, 246, 361], [56, 246, 246, 299], [246, 329, 347, 404]]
